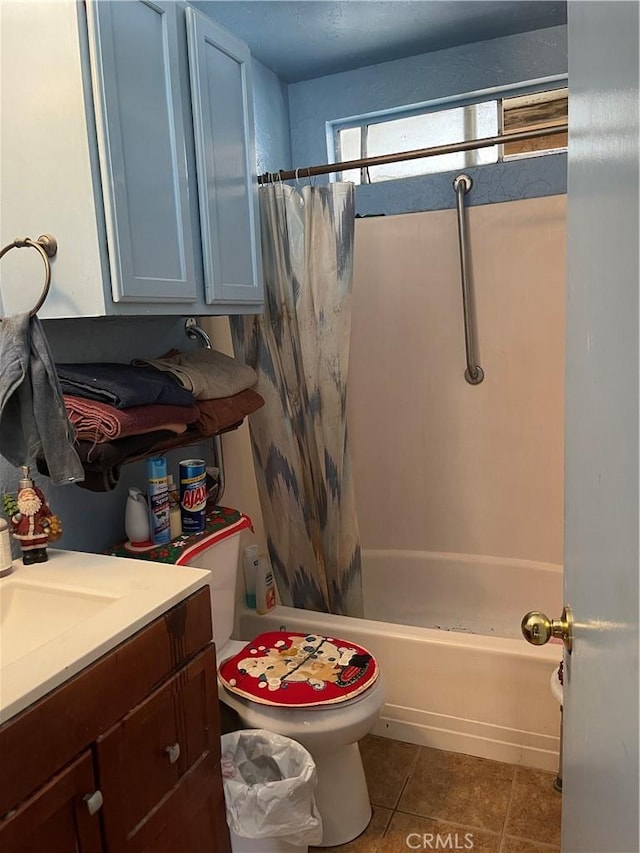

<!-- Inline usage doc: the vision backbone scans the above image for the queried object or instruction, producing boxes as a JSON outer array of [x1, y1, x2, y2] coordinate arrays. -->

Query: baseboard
[[371, 703, 560, 772]]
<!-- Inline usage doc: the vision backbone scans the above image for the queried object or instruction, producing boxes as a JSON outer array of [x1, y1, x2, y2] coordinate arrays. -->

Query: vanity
[[0, 551, 230, 852]]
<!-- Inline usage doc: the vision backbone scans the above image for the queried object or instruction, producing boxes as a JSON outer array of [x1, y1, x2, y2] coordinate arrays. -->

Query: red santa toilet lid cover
[[218, 631, 379, 708]]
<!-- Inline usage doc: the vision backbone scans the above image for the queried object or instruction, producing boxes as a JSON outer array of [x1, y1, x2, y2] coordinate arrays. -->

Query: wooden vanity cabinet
[[0, 752, 102, 853], [0, 587, 230, 853]]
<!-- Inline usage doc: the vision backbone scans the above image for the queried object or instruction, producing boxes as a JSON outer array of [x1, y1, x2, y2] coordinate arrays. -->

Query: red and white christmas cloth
[[218, 631, 379, 708]]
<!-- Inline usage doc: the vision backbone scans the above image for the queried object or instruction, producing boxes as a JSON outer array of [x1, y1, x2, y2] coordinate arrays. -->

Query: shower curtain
[[231, 181, 362, 617]]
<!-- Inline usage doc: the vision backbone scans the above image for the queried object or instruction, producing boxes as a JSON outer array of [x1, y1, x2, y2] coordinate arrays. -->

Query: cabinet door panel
[[97, 645, 225, 851], [186, 8, 263, 305], [97, 672, 180, 842], [0, 751, 103, 853], [129, 764, 229, 853], [87, 0, 196, 302]]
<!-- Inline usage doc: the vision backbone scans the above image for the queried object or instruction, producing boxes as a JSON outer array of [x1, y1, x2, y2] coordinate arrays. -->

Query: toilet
[[185, 522, 385, 848]]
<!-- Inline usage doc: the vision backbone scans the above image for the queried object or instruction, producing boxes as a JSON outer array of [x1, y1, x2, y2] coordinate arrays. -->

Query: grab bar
[[453, 175, 484, 385]]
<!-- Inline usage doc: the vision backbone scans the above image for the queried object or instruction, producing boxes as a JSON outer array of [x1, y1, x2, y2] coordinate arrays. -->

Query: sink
[[0, 550, 211, 725], [0, 580, 120, 667]]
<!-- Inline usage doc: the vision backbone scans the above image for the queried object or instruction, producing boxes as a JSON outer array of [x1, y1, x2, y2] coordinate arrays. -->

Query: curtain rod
[[258, 123, 568, 185]]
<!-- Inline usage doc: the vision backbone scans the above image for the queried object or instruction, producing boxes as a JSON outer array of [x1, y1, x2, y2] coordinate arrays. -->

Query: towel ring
[[0, 234, 57, 317]]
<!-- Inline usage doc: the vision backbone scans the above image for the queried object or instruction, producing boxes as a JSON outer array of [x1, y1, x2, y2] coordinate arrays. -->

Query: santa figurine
[[10, 467, 61, 565]]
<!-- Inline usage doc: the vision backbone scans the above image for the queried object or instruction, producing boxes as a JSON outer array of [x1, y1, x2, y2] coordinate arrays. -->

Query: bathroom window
[[501, 88, 568, 158], [333, 86, 568, 184]]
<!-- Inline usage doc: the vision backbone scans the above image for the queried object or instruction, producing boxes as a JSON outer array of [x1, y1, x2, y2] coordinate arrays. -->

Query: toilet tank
[[183, 530, 242, 649]]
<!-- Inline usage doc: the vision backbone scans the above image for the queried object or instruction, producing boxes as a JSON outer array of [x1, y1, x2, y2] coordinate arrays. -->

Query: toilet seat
[[218, 631, 379, 708]]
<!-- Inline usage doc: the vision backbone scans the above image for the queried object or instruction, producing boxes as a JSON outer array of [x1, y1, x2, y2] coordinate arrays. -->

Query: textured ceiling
[[192, 1, 567, 82]]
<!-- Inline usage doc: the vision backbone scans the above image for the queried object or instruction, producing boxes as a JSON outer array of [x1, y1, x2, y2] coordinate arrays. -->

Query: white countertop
[[0, 549, 211, 725]]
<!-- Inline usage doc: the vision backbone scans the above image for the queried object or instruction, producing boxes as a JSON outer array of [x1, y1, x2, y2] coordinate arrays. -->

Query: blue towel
[[55, 362, 195, 409], [0, 314, 84, 485]]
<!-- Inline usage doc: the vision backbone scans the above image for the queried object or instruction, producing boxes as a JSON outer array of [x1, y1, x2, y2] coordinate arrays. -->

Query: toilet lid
[[218, 631, 379, 708]]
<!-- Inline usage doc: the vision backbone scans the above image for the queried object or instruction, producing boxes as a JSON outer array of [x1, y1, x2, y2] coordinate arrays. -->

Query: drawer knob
[[83, 790, 104, 816], [165, 742, 181, 764]]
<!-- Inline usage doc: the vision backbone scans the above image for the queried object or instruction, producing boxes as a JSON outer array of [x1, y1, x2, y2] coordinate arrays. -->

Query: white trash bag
[[221, 730, 323, 847]]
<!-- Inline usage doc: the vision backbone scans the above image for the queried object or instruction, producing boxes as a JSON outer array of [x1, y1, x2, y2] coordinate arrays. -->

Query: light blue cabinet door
[[186, 8, 263, 305], [86, 0, 196, 303]]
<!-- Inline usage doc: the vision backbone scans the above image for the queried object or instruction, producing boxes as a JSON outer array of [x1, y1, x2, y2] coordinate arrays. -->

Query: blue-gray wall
[[288, 26, 568, 215], [252, 58, 292, 174]]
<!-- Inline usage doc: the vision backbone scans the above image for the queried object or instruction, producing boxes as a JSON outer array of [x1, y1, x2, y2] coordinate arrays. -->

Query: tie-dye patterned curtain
[[231, 182, 362, 617]]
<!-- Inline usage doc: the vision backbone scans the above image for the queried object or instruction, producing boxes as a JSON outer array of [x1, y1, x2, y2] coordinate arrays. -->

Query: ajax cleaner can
[[179, 459, 207, 534]]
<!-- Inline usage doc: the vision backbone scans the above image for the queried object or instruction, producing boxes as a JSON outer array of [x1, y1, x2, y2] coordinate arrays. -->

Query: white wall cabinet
[[0, 1, 263, 319], [186, 8, 263, 306]]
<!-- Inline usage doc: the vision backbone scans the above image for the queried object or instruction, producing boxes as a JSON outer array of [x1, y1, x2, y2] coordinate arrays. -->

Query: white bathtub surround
[[230, 181, 363, 616], [350, 196, 566, 566], [363, 550, 562, 638], [239, 548, 563, 772]]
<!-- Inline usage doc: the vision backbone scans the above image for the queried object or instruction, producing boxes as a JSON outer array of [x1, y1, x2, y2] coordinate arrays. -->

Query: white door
[[562, 2, 639, 852]]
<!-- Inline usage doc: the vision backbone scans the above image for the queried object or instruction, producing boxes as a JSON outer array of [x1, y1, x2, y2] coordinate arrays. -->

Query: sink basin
[[0, 579, 120, 667], [0, 550, 211, 725]]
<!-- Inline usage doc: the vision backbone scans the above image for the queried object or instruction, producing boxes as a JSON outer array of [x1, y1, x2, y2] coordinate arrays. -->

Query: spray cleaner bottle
[[147, 457, 170, 545]]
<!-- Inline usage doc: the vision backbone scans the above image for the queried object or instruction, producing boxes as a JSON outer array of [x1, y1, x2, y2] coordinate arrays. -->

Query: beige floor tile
[[379, 811, 501, 853], [397, 747, 515, 833], [501, 837, 560, 853], [360, 735, 420, 808], [310, 806, 393, 853], [504, 768, 562, 847]]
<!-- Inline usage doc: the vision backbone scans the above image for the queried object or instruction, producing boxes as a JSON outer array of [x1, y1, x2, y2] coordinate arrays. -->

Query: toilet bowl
[[219, 639, 384, 847], [184, 519, 384, 848]]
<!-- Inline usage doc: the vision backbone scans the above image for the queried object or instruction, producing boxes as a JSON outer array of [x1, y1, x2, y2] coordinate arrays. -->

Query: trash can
[[221, 729, 323, 853]]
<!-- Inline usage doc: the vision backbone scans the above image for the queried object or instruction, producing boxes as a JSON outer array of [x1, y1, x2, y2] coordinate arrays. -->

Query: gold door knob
[[521, 605, 573, 653]]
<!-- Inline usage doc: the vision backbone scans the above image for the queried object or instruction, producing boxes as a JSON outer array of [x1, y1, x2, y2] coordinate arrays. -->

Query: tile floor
[[312, 736, 561, 853]]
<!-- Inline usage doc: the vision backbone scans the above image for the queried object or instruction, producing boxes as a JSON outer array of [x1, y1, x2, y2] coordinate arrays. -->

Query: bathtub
[[237, 550, 563, 771]]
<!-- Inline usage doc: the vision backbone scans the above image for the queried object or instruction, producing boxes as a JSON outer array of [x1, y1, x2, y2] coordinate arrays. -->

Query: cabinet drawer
[[97, 644, 220, 849], [0, 751, 103, 853]]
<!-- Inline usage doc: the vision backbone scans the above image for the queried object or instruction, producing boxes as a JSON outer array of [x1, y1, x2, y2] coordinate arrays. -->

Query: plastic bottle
[[255, 554, 277, 614], [147, 457, 170, 545], [243, 544, 259, 609], [125, 486, 151, 545], [167, 474, 182, 540], [0, 518, 13, 577]]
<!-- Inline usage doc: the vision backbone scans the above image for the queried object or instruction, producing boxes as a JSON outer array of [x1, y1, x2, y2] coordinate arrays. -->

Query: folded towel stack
[[44, 350, 264, 491], [56, 362, 196, 408], [133, 348, 258, 400], [64, 396, 199, 443]]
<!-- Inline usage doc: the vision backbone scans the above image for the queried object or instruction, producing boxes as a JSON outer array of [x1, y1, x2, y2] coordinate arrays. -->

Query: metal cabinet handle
[[83, 790, 104, 816], [165, 742, 181, 764]]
